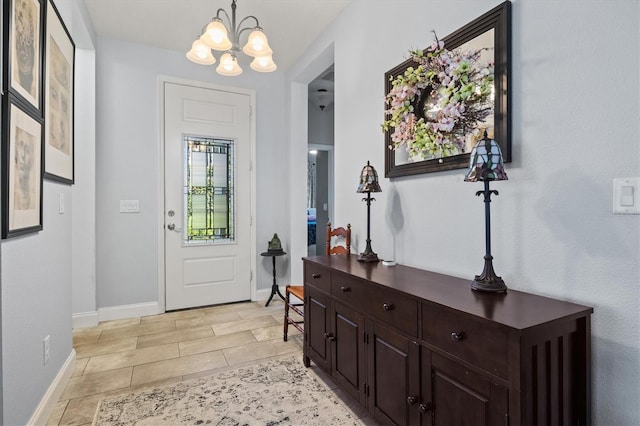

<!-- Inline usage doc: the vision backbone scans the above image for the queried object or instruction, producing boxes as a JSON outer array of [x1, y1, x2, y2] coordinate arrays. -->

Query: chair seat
[[287, 285, 304, 300]]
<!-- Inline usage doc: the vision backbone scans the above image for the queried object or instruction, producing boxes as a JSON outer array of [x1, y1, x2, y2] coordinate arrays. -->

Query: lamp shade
[[464, 136, 508, 182], [201, 18, 233, 51], [216, 52, 243, 76], [242, 28, 273, 57], [357, 161, 382, 193], [250, 54, 277, 72], [186, 39, 216, 65]]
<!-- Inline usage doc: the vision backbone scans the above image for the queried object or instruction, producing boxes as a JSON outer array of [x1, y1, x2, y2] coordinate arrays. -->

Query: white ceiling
[[83, 0, 352, 71]]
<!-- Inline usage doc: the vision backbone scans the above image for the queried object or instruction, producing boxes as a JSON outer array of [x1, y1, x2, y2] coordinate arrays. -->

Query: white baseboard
[[72, 311, 99, 329], [255, 287, 271, 301], [98, 301, 160, 322], [28, 350, 76, 426]]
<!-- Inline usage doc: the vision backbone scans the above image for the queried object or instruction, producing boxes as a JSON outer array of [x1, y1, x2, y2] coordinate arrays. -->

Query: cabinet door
[[421, 351, 508, 426], [332, 301, 366, 405], [305, 284, 331, 372], [368, 321, 420, 426]]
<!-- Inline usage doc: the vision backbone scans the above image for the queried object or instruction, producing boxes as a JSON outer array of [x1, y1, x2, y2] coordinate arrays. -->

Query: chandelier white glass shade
[[186, 0, 277, 75]]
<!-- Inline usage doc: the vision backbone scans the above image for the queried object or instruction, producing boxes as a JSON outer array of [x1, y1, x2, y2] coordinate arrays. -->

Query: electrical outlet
[[44, 335, 50, 364]]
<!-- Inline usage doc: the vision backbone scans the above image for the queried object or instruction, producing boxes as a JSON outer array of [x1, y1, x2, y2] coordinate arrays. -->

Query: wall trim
[[255, 287, 272, 302], [28, 350, 76, 426], [98, 302, 160, 322], [72, 311, 99, 329]]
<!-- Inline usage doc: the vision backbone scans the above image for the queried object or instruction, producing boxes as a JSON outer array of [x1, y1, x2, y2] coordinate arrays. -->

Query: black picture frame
[[384, 1, 511, 178], [3, 0, 45, 116], [44, 0, 74, 184], [1, 94, 44, 238]]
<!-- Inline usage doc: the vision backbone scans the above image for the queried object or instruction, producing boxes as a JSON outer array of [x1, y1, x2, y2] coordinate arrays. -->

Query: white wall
[[287, 1, 639, 424], [95, 38, 290, 310]]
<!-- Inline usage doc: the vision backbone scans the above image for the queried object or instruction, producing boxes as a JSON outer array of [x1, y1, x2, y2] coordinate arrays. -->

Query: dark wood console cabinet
[[302, 255, 592, 426]]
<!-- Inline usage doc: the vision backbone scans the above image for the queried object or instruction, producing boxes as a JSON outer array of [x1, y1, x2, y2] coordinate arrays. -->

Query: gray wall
[[0, 1, 95, 423], [287, 1, 640, 425]]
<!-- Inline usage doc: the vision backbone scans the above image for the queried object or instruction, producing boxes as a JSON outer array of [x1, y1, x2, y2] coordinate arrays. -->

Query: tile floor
[[47, 300, 373, 425]]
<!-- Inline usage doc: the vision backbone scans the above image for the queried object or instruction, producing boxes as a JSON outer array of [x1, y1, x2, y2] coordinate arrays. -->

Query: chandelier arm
[[236, 25, 256, 41], [215, 8, 231, 25], [237, 15, 260, 31]]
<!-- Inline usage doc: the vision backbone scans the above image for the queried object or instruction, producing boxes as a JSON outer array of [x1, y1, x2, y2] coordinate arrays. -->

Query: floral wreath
[[382, 33, 494, 160]]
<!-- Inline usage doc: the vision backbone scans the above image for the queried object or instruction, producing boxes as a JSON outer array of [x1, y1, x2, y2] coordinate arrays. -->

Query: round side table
[[261, 250, 286, 306]]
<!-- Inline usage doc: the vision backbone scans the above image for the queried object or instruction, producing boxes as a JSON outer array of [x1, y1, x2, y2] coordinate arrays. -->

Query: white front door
[[164, 82, 252, 311]]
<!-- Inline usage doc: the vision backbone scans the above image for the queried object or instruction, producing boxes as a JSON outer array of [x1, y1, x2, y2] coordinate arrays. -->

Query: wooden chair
[[284, 222, 351, 343]]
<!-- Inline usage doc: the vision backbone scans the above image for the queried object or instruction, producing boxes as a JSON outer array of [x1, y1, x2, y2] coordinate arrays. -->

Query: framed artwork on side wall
[[2, 95, 44, 238], [44, 0, 74, 183], [4, 0, 45, 115]]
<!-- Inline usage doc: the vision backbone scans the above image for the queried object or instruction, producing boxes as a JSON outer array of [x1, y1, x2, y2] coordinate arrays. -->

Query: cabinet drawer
[[422, 302, 508, 379], [369, 288, 418, 337], [331, 272, 368, 312], [304, 263, 330, 293]]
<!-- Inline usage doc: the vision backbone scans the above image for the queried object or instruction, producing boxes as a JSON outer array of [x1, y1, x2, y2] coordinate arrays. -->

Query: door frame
[[157, 75, 257, 312]]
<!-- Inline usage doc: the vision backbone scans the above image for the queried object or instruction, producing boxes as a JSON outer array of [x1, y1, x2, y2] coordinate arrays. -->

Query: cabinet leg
[[303, 354, 310, 368]]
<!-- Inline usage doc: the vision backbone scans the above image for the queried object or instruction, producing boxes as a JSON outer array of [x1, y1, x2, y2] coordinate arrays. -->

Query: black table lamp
[[356, 161, 382, 262], [464, 133, 508, 292]]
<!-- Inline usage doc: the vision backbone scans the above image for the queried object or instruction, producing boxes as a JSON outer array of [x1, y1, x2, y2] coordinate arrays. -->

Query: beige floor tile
[[211, 315, 279, 336], [96, 317, 141, 330], [72, 358, 89, 377], [201, 301, 260, 315], [46, 399, 68, 425], [84, 343, 180, 375], [58, 393, 104, 426], [137, 325, 213, 348], [251, 324, 300, 341], [140, 308, 205, 325], [175, 311, 242, 329], [72, 329, 102, 347], [236, 303, 284, 320], [98, 320, 176, 342], [75, 337, 138, 359], [61, 367, 132, 400], [131, 350, 228, 386], [223, 336, 302, 365], [179, 330, 256, 356]]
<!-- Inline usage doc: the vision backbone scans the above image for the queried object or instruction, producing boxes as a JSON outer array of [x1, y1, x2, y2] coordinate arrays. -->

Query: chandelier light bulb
[[216, 52, 243, 76], [242, 28, 272, 57], [186, 39, 215, 65], [250, 54, 277, 72], [201, 18, 232, 51]]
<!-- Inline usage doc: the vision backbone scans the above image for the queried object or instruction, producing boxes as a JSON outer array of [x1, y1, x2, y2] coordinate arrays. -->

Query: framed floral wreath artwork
[[383, 1, 511, 178]]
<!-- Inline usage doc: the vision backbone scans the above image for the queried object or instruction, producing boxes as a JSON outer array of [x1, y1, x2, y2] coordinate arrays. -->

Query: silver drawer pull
[[312, 273, 321, 279], [383, 303, 394, 311], [451, 331, 465, 342], [340, 286, 351, 293]]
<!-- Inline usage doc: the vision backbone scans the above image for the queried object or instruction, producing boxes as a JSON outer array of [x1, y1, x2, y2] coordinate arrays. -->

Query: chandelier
[[186, 0, 277, 76]]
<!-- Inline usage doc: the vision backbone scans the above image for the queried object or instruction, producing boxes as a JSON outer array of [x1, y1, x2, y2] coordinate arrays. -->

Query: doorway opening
[[307, 65, 335, 256]]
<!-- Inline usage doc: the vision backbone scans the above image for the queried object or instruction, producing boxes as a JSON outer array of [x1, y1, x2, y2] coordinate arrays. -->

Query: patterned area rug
[[92, 354, 362, 425]]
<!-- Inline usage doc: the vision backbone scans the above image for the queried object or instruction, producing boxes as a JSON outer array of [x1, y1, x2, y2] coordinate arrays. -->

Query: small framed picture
[[2, 95, 44, 238], [44, 0, 75, 183], [7, 0, 45, 114]]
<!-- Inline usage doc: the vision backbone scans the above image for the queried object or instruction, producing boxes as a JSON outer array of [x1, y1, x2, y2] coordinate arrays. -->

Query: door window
[[184, 135, 234, 245]]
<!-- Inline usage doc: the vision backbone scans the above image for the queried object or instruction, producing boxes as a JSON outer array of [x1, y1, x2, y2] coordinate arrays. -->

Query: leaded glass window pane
[[184, 136, 234, 243]]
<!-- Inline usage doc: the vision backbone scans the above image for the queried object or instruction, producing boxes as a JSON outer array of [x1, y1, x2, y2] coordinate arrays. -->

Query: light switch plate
[[120, 200, 140, 213], [613, 177, 640, 214]]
